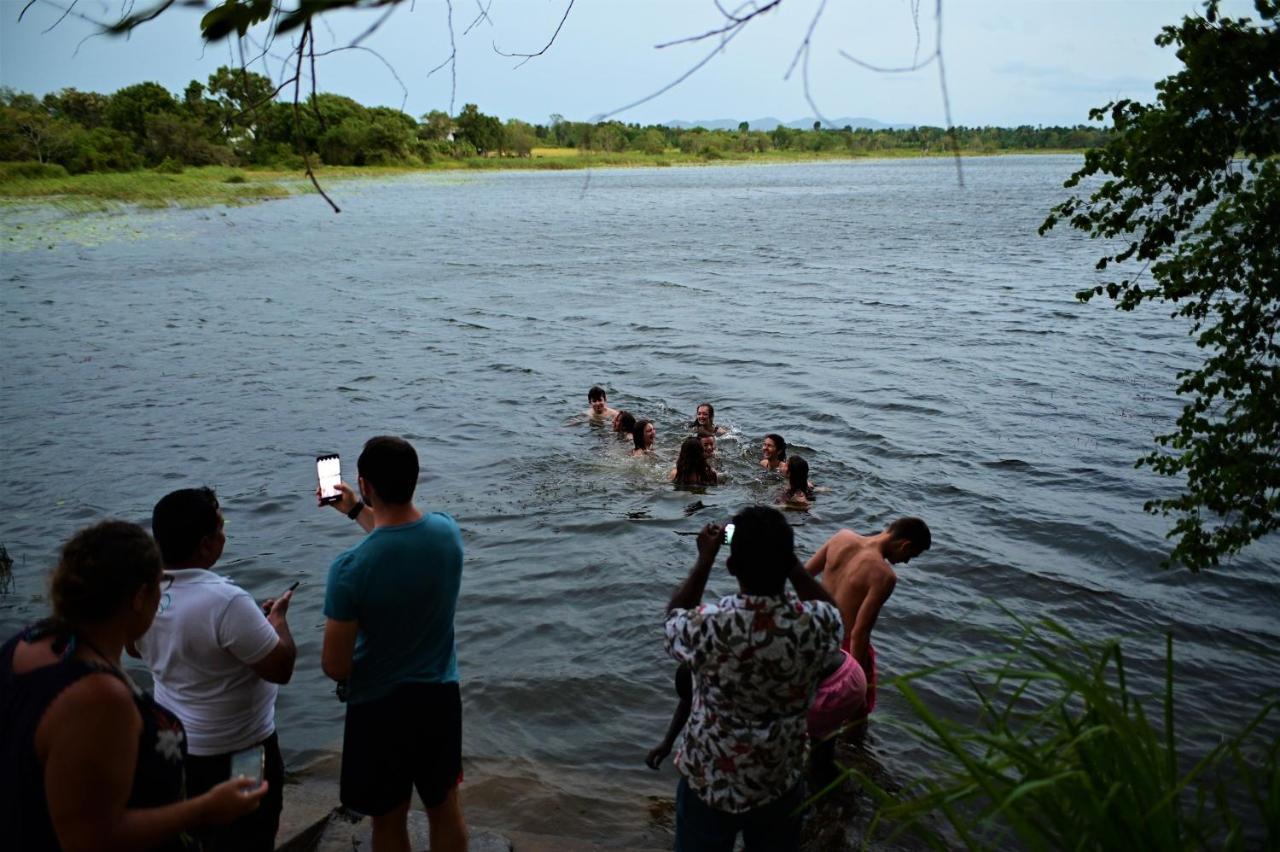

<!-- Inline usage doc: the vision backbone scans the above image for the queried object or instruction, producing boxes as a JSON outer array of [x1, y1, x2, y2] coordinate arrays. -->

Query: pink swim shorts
[[807, 649, 868, 742]]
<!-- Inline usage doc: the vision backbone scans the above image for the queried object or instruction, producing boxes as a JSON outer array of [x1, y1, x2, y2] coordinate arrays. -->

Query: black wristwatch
[[346, 500, 365, 520]]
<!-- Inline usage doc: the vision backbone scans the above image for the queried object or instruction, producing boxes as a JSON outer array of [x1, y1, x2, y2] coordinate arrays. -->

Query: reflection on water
[[2, 157, 1277, 847]]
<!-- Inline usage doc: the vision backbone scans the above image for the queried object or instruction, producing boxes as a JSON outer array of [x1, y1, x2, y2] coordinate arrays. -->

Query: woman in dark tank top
[[0, 520, 267, 852]]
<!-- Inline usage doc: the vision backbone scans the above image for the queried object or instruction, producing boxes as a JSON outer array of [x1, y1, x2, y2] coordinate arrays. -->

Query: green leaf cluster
[[1040, 0, 1280, 571]]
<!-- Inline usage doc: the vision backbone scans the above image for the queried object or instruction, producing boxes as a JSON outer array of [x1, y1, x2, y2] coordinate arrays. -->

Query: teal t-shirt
[[323, 513, 463, 704]]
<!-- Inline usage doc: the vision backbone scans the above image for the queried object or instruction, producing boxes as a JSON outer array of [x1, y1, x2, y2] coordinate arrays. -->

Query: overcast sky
[[0, 0, 1250, 127]]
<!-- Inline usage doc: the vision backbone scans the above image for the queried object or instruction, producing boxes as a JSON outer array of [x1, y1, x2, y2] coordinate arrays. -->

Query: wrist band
[[346, 500, 365, 520]]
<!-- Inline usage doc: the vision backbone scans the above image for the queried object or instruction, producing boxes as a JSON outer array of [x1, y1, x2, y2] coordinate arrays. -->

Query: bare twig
[[601, 18, 752, 119], [932, 0, 963, 187], [40, 0, 80, 33], [910, 0, 922, 68], [106, 0, 177, 32], [313, 45, 411, 111], [425, 0, 458, 115], [655, 0, 782, 49], [838, 49, 937, 73], [350, 3, 397, 48], [494, 0, 575, 68], [463, 0, 493, 35], [712, 0, 751, 24], [783, 0, 831, 127], [291, 22, 341, 213]]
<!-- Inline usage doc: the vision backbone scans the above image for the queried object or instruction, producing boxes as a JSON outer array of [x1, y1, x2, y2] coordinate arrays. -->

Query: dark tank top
[[0, 622, 192, 852]]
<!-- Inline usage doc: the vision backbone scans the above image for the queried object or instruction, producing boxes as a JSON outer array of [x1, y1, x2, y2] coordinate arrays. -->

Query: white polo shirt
[[135, 568, 280, 755]]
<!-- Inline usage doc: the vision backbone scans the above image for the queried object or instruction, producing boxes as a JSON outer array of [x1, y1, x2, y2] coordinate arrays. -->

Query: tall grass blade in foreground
[[848, 617, 1278, 850]]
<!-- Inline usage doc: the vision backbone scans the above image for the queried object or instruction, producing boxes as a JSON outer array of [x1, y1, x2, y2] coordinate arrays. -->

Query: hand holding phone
[[261, 582, 298, 617], [316, 454, 341, 505], [229, 745, 265, 785], [696, 522, 724, 560]]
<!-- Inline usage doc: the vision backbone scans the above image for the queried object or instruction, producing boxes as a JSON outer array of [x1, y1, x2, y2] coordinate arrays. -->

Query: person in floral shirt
[[664, 506, 843, 851]]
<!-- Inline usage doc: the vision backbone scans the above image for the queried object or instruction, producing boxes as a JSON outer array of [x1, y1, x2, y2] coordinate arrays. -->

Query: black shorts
[[340, 681, 463, 816]]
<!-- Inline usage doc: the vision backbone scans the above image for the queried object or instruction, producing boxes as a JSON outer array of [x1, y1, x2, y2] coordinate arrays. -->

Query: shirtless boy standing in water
[[586, 386, 618, 422], [804, 518, 931, 713]]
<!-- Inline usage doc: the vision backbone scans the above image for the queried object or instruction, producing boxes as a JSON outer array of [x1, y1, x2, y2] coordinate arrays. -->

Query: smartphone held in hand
[[229, 744, 265, 784], [316, 454, 341, 504]]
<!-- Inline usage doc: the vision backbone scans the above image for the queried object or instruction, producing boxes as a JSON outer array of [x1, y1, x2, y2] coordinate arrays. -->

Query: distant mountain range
[[660, 116, 913, 131]]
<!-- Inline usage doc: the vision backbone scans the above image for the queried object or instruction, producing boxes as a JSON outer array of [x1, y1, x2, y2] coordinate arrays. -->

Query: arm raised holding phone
[[317, 481, 375, 533]]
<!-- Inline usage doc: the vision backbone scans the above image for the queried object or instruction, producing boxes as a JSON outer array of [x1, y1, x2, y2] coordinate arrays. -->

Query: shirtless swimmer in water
[[586, 386, 619, 422], [804, 518, 931, 714]]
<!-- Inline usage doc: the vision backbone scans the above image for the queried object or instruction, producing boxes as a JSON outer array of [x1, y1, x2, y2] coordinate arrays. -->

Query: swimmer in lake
[[613, 410, 636, 437], [671, 436, 719, 487], [587, 386, 618, 422], [632, 419, 657, 456], [693, 403, 728, 436], [780, 455, 814, 507], [761, 433, 788, 473], [699, 432, 717, 462]]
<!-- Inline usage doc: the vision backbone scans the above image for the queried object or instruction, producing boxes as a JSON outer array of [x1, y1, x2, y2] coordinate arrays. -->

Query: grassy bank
[[0, 165, 301, 210], [0, 147, 1086, 211]]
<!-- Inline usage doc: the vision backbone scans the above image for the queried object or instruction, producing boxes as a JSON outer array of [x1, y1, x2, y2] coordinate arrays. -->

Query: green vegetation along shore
[[0, 147, 1086, 210], [1, 70, 1109, 209]]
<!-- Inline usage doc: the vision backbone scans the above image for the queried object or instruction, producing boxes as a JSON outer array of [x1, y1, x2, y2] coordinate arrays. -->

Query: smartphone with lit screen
[[317, 454, 341, 505], [229, 744, 265, 784]]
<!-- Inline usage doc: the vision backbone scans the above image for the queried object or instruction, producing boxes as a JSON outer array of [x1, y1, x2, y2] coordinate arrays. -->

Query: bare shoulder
[[824, 528, 864, 557], [55, 670, 135, 713], [39, 670, 138, 749], [861, 553, 897, 591]]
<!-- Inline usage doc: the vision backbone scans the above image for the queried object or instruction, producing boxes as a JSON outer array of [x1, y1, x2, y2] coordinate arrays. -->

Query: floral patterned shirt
[[665, 591, 842, 813]]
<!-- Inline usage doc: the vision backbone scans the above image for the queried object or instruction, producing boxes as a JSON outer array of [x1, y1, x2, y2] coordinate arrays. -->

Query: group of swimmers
[[585, 386, 816, 505]]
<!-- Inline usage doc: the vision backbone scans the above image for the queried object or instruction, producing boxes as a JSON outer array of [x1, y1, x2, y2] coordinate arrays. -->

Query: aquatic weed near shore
[[837, 614, 1279, 850]]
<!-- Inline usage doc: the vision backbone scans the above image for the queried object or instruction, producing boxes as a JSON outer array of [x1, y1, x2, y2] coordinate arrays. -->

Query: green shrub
[[153, 157, 184, 174], [223, 173, 247, 184], [0, 161, 71, 180], [848, 615, 1279, 850]]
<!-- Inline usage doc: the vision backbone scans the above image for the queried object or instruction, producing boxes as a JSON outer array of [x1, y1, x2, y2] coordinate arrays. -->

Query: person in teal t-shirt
[[319, 436, 467, 852]]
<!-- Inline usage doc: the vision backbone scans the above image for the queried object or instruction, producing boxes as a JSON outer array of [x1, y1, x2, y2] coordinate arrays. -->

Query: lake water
[[2, 156, 1277, 847]]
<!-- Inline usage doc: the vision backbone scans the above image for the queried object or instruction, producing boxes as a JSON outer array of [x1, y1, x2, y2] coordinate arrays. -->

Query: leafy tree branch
[[1040, 0, 1279, 571]]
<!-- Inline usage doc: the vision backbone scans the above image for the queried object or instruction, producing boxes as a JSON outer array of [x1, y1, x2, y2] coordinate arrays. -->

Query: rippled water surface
[[3, 157, 1277, 845]]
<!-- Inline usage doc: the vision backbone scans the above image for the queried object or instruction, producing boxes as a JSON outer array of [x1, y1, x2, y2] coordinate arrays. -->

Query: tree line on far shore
[[0, 68, 1111, 176]]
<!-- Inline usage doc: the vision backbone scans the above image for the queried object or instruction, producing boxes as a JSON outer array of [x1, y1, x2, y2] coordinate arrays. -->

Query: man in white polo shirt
[[132, 487, 296, 852]]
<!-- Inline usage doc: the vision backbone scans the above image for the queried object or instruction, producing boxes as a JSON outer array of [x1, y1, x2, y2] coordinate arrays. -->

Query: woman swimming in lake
[[692, 403, 728, 436], [613, 410, 636, 437], [632, 419, 656, 456], [780, 455, 814, 506], [761, 433, 788, 473], [671, 436, 718, 487]]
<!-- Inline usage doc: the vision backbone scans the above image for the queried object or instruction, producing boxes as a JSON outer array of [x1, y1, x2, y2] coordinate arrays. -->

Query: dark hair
[[358, 435, 419, 505], [588, 386, 607, 402], [51, 520, 162, 625], [887, 516, 932, 551], [765, 433, 788, 461], [786, 455, 813, 500], [674, 436, 715, 487], [616, 410, 636, 434], [697, 402, 715, 423], [152, 487, 220, 565], [632, 419, 654, 451], [728, 505, 794, 595]]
